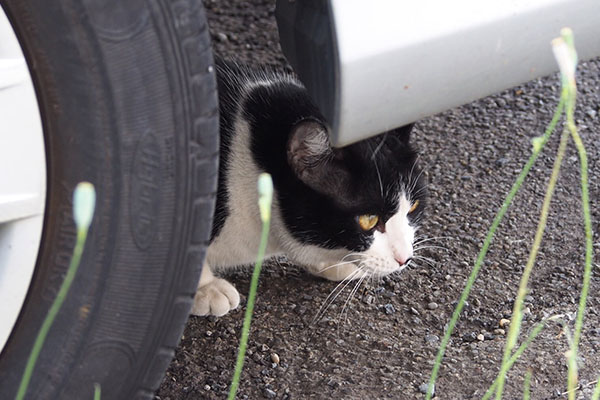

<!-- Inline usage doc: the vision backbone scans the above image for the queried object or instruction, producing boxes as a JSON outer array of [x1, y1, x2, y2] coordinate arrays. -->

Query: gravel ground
[[157, 1, 600, 399]]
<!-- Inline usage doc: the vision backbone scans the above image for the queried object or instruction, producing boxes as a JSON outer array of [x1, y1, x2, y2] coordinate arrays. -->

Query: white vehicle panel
[[332, 0, 600, 145], [277, 0, 600, 146]]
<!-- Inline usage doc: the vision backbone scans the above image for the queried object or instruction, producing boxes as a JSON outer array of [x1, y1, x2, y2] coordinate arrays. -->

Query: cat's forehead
[[345, 136, 418, 182], [328, 145, 421, 213]]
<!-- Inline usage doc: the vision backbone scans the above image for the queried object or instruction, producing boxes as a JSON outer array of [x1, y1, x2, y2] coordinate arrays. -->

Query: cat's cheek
[[366, 231, 395, 261], [361, 232, 400, 276]]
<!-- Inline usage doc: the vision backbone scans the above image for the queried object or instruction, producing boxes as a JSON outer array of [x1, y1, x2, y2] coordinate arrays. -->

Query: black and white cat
[[191, 60, 426, 317]]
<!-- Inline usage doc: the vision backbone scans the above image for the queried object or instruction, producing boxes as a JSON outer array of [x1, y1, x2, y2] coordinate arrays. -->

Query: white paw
[[314, 263, 363, 282], [191, 278, 240, 317]]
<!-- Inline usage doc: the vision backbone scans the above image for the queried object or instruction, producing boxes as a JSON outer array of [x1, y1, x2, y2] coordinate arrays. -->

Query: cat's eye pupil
[[358, 214, 379, 231]]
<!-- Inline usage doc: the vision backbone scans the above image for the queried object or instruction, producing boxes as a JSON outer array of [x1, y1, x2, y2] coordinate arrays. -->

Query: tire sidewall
[[0, 0, 218, 398]]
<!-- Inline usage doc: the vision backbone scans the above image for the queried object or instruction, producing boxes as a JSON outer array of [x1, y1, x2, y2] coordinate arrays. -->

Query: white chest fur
[[207, 119, 284, 269]]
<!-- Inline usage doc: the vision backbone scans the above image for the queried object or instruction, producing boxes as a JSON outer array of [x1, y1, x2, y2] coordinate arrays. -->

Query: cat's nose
[[395, 256, 412, 266]]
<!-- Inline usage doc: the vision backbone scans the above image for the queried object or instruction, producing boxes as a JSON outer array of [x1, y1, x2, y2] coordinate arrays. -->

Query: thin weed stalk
[[522, 369, 532, 400], [15, 182, 96, 400], [228, 173, 273, 400], [554, 27, 594, 400], [482, 320, 548, 400], [428, 28, 592, 399], [592, 378, 600, 400], [495, 127, 571, 399], [424, 91, 566, 400]]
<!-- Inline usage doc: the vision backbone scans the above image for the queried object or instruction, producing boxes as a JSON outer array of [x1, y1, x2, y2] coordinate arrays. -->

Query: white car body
[[0, 7, 46, 351], [277, 0, 600, 146]]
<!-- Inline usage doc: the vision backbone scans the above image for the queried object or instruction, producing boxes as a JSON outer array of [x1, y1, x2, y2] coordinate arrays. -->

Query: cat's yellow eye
[[358, 214, 379, 231], [408, 199, 420, 214]]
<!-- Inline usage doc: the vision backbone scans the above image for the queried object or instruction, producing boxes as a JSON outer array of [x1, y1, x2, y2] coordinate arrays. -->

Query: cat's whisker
[[406, 155, 421, 192], [411, 182, 428, 195], [339, 270, 369, 325], [413, 252, 437, 261], [339, 267, 367, 319], [311, 268, 364, 326], [341, 252, 370, 261], [317, 259, 360, 273], [405, 260, 421, 271], [413, 245, 449, 252], [407, 159, 426, 195], [411, 255, 437, 267], [370, 133, 387, 160], [413, 236, 453, 245], [366, 141, 385, 198], [375, 161, 384, 198], [317, 252, 373, 274]]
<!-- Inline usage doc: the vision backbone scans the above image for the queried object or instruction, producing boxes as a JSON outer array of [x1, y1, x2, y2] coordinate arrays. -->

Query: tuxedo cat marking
[[191, 60, 426, 317]]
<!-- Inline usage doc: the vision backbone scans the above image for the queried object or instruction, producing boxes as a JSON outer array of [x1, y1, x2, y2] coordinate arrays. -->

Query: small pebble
[[494, 328, 506, 335], [264, 388, 277, 399], [477, 333, 485, 342], [425, 334, 440, 344], [260, 344, 269, 352], [270, 353, 280, 364], [495, 158, 509, 167], [419, 383, 435, 396], [410, 307, 421, 316], [205, 330, 213, 337], [204, 384, 211, 391], [427, 302, 439, 310], [462, 332, 478, 343], [499, 318, 511, 328], [216, 32, 228, 42], [383, 304, 396, 314]]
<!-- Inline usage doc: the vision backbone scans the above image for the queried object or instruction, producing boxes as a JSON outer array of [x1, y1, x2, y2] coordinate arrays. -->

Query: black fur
[[212, 60, 426, 251]]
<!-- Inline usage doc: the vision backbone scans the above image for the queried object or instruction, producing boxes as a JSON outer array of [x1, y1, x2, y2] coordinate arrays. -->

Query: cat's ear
[[287, 120, 332, 182], [287, 119, 352, 197]]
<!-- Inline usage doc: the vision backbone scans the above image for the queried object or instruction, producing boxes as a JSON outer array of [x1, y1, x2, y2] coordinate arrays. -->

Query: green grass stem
[[15, 183, 95, 400], [424, 95, 566, 400], [564, 51, 593, 400], [482, 320, 547, 400], [94, 383, 101, 400], [228, 174, 273, 400], [592, 378, 600, 400], [495, 127, 571, 399], [522, 369, 532, 400]]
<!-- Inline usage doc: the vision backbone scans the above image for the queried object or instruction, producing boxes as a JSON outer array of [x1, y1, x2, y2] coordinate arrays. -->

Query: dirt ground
[[157, 1, 600, 399]]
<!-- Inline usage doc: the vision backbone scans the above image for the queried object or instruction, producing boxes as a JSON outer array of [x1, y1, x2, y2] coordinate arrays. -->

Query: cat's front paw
[[191, 278, 240, 317]]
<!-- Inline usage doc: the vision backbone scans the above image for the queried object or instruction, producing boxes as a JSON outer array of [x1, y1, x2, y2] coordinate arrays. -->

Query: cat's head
[[279, 119, 426, 281]]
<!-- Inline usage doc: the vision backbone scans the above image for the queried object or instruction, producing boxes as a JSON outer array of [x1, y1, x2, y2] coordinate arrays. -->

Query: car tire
[[0, 0, 218, 399]]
